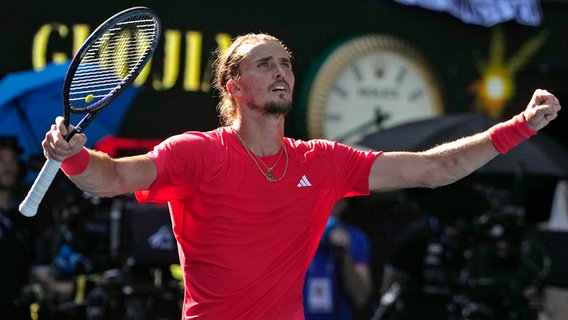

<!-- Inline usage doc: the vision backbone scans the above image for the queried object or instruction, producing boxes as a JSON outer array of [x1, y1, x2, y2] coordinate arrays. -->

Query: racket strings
[[69, 15, 159, 109]]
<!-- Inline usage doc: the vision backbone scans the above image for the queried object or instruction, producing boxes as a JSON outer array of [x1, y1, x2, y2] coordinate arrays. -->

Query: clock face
[[303, 35, 444, 146]]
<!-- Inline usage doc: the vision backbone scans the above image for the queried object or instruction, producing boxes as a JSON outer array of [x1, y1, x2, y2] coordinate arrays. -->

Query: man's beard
[[263, 100, 292, 117]]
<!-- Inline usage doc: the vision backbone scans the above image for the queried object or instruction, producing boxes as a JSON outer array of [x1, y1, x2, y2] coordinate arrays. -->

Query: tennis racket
[[19, 7, 161, 217]]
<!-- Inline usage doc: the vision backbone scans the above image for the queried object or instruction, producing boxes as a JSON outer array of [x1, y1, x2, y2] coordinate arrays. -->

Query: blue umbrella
[[0, 62, 139, 163]]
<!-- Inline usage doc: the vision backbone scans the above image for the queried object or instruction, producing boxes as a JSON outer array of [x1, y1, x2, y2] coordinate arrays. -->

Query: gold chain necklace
[[250, 143, 285, 173], [232, 128, 288, 182]]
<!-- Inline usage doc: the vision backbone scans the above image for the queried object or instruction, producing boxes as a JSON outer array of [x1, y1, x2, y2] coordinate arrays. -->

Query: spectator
[[0, 136, 34, 319], [304, 198, 373, 319]]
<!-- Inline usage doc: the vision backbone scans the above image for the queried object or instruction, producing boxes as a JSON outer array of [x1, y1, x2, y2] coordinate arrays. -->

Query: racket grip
[[19, 158, 62, 217]]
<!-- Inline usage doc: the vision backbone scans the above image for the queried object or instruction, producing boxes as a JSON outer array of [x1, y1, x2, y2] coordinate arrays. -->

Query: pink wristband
[[61, 147, 90, 175], [488, 113, 537, 154]]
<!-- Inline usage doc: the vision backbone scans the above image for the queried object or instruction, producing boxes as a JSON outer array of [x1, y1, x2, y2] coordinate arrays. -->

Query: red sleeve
[[135, 131, 222, 203], [300, 139, 381, 198], [331, 141, 382, 197]]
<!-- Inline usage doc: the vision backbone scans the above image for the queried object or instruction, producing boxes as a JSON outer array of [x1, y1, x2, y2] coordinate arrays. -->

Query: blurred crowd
[[0, 136, 183, 320]]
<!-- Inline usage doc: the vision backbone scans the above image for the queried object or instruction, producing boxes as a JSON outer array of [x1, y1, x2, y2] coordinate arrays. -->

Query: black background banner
[[1, 0, 567, 147]]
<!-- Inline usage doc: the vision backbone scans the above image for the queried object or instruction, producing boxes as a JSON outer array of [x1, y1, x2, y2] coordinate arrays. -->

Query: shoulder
[[286, 137, 362, 155], [146, 128, 231, 170], [157, 127, 229, 153], [287, 138, 381, 164], [287, 138, 339, 149]]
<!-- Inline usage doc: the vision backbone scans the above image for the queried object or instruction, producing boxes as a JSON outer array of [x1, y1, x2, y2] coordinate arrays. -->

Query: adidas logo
[[297, 175, 312, 187]]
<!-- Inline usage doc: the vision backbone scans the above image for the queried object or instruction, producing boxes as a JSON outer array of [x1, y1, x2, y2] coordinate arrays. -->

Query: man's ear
[[226, 79, 243, 97]]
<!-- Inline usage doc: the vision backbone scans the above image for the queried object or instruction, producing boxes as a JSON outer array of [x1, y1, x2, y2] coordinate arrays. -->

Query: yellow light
[[471, 27, 548, 119]]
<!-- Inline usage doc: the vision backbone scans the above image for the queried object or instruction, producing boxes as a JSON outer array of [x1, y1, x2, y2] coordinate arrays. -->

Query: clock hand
[[333, 108, 390, 143]]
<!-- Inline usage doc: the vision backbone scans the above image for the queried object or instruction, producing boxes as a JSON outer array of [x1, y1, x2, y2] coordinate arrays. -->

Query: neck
[[231, 117, 285, 156]]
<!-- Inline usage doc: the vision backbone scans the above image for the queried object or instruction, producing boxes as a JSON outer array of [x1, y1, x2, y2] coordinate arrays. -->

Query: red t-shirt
[[135, 127, 381, 319]]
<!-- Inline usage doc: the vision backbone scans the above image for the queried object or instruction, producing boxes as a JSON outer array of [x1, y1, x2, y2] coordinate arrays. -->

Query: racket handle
[[19, 158, 62, 217]]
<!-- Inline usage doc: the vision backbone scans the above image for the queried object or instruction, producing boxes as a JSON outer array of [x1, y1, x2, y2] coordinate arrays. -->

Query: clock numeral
[[408, 88, 425, 102], [370, 57, 385, 79], [332, 85, 349, 99], [351, 65, 363, 82], [395, 66, 408, 84]]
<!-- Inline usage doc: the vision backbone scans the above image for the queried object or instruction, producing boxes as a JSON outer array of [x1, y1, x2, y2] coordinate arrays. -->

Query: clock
[[299, 34, 444, 146]]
